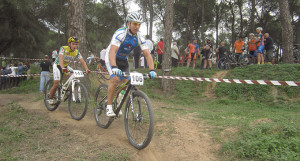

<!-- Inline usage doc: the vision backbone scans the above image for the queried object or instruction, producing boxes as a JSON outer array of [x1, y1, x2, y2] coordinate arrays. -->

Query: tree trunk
[[229, 0, 236, 48], [215, 4, 219, 49], [121, 0, 127, 21], [200, 0, 205, 46], [162, 0, 174, 95], [68, 0, 91, 91], [187, 0, 195, 42], [279, 0, 294, 63], [149, 0, 154, 39], [249, 0, 255, 33], [237, 0, 243, 36], [295, 15, 300, 45]]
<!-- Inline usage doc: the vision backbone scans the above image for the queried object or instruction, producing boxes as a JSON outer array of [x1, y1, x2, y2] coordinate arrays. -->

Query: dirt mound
[[203, 70, 229, 97], [0, 94, 219, 161]]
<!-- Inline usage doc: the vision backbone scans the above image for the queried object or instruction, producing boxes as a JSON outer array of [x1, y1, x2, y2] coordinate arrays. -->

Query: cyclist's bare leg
[[208, 60, 212, 69], [203, 60, 207, 69], [257, 53, 261, 64], [107, 77, 128, 105], [187, 58, 191, 68], [260, 54, 264, 64], [192, 59, 196, 69], [49, 80, 60, 99]]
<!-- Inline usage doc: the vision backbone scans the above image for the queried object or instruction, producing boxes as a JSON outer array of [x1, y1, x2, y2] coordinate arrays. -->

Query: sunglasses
[[131, 22, 141, 26]]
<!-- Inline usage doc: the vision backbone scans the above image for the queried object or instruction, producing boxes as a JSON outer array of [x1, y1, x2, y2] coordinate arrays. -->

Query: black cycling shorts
[[116, 59, 129, 73]]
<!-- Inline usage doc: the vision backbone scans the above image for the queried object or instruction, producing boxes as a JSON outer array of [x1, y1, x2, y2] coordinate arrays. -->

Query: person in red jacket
[[156, 38, 163, 69]]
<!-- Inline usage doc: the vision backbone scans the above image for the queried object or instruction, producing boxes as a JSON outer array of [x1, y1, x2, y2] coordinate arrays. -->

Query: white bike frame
[[60, 70, 84, 102]]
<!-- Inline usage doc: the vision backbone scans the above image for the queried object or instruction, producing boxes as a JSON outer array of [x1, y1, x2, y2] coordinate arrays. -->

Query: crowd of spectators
[[0, 61, 30, 90]]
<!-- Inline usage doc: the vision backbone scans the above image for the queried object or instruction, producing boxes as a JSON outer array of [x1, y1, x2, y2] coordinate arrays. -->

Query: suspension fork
[[71, 78, 80, 102], [128, 85, 142, 121]]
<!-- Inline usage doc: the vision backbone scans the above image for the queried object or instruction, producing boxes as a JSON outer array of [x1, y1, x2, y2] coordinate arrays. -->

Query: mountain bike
[[44, 70, 88, 120], [96, 62, 109, 83], [94, 72, 154, 150], [217, 51, 256, 70]]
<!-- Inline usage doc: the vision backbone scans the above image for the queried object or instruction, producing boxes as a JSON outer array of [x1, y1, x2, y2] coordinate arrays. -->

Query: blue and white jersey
[[105, 27, 148, 61]]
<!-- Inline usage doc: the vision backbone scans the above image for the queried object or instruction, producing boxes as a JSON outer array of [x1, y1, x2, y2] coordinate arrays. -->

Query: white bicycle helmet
[[126, 12, 143, 23], [256, 27, 263, 31], [249, 33, 255, 36]]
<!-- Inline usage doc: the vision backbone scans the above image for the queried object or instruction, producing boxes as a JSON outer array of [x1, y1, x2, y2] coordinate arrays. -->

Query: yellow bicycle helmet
[[68, 36, 79, 43]]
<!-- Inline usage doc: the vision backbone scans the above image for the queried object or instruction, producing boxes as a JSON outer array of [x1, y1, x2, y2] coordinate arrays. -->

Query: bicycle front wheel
[[94, 84, 113, 128], [68, 82, 88, 120], [124, 90, 154, 150], [44, 79, 61, 111]]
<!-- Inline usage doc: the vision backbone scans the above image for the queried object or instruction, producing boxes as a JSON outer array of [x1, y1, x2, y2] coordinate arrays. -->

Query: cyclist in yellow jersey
[[48, 37, 90, 105]]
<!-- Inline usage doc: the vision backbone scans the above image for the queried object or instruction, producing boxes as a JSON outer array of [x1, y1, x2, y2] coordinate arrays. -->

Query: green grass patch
[[0, 102, 132, 160], [196, 99, 300, 161], [136, 64, 300, 161], [0, 77, 40, 94], [215, 64, 300, 103]]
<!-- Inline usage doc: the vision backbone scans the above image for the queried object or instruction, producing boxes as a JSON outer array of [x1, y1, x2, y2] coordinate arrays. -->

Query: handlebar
[[122, 72, 150, 79]]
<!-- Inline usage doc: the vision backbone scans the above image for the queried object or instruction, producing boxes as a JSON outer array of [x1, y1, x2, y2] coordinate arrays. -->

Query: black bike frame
[[114, 81, 134, 115]]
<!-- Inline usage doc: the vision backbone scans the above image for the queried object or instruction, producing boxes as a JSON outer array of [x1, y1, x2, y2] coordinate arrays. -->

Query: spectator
[[185, 38, 200, 69], [216, 41, 227, 61], [8, 64, 18, 87], [203, 45, 213, 70], [39, 55, 52, 92], [200, 46, 207, 69], [156, 38, 163, 69], [248, 33, 257, 63], [232, 36, 245, 65], [16, 62, 28, 86], [52, 49, 58, 62], [144, 35, 154, 68], [1, 67, 8, 90], [264, 33, 274, 64], [26, 61, 31, 80], [17, 62, 27, 75], [99, 47, 107, 67], [178, 55, 185, 67], [171, 42, 180, 67], [206, 39, 213, 49], [133, 45, 141, 69], [256, 27, 265, 65]]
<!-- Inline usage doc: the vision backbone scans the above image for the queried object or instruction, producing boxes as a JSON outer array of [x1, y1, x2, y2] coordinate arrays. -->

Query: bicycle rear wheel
[[124, 90, 154, 150], [94, 84, 113, 128], [44, 79, 61, 111], [217, 57, 231, 70], [68, 82, 88, 120]]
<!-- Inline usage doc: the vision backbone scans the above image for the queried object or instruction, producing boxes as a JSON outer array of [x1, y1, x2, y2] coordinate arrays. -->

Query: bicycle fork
[[71, 79, 81, 102], [129, 91, 142, 122]]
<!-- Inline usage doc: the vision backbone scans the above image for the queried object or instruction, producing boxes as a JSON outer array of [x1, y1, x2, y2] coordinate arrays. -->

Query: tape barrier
[[0, 74, 41, 77], [1, 71, 299, 87], [96, 72, 300, 87], [0, 57, 43, 61], [156, 76, 300, 87]]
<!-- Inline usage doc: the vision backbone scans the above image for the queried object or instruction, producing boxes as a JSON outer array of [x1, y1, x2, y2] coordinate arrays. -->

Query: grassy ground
[[1, 64, 299, 161], [137, 64, 300, 161], [0, 102, 130, 161]]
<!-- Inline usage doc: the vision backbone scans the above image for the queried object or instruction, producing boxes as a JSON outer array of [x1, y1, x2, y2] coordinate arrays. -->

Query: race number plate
[[130, 73, 144, 85], [73, 70, 84, 78]]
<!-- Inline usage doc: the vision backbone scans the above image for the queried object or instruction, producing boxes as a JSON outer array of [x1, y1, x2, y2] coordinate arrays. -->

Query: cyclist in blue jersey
[[105, 12, 156, 117]]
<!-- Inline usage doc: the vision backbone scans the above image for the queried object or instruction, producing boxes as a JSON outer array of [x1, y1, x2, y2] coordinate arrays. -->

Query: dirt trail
[[0, 94, 219, 161], [203, 70, 229, 97]]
